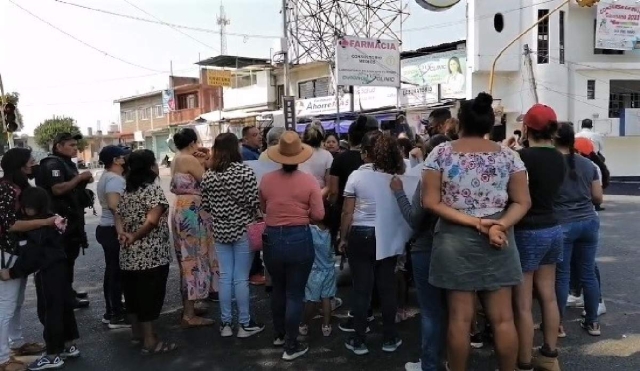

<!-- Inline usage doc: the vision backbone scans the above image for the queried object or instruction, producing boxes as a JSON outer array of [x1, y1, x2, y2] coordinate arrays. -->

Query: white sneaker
[[405, 361, 422, 370], [581, 301, 607, 317], [567, 294, 584, 308], [220, 322, 233, 337]]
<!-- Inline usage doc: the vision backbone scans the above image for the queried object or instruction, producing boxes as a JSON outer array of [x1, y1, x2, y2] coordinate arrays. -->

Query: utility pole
[[282, 0, 290, 98], [523, 44, 539, 104], [217, 2, 230, 55]]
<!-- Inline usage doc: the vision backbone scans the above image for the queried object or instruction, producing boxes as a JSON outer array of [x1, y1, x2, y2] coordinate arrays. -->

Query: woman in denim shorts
[[512, 105, 566, 371]]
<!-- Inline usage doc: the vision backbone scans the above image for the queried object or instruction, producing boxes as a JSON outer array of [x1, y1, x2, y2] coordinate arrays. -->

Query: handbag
[[247, 220, 266, 252]]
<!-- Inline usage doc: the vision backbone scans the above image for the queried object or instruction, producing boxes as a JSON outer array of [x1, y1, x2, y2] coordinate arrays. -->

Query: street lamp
[[489, 0, 600, 94]]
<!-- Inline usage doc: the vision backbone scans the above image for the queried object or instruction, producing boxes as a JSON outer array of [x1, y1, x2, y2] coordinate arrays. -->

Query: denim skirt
[[428, 213, 523, 291]]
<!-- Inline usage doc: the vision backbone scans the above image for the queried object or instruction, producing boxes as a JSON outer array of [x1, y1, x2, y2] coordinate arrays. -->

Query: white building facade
[[467, 0, 640, 177]]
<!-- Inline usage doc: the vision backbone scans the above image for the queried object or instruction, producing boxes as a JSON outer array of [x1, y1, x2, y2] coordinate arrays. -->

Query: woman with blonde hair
[[301, 122, 334, 195]]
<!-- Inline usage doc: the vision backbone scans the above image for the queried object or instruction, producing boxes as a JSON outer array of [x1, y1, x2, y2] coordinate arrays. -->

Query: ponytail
[[568, 147, 578, 181]]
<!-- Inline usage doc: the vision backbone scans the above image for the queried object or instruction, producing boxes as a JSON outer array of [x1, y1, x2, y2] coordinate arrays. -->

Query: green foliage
[[2, 92, 23, 127], [33, 116, 87, 152]]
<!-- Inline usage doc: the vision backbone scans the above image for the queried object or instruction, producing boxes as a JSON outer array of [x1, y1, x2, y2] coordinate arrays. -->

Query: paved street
[[14, 173, 640, 371]]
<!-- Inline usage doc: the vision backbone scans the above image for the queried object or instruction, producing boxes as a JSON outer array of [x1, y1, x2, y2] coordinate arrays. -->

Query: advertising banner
[[354, 87, 397, 110], [335, 36, 401, 88], [206, 70, 232, 87], [595, 1, 640, 51], [399, 85, 438, 107], [296, 95, 352, 117], [401, 48, 466, 99], [162, 89, 175, 113]]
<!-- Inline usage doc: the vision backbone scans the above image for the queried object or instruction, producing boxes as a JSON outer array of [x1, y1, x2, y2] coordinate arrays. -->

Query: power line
[[8, 0, 165, 73], [402, 0, 558, 33], [53, 0, 280, 40], [121, 0, 219, 52]]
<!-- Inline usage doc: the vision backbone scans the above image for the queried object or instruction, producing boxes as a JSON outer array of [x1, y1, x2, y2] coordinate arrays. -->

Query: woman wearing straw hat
[[259, 131, 325, 361]]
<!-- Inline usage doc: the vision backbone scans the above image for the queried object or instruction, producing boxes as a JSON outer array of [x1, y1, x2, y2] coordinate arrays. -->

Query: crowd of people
[[0, 90, 610, 371]]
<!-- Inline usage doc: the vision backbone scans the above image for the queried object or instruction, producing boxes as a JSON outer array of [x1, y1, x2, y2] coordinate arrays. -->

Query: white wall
[[224, 70, 275, 111]]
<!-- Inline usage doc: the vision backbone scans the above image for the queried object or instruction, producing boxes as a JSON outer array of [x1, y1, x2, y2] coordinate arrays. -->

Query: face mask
[[27, 164, 39, 180]]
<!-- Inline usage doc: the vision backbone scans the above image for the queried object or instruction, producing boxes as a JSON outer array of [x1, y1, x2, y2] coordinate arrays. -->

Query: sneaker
[[273, 335, 285, 347], [101, 314, 111, 325], [470, 333, 484, 349], [566, 294, 584, 308], [237, 320, 265, 338], [27, 356, 64, 370], [282, 342, 309, 361], [345, 337, 369, 356], [532, 351, 560, 371], [249, 274, 266, 286], [108, 314, 131, 329], [220, 322, 233, 337], [322, 324, 332, 337], [60, 345, 80, 359], [581, 301, 607, 317], [73, 298, 90, 310], [405, 361, 422, 371], [347, 310, 374, 322], [299, 324, 309, 336], [580, 319, 601, 336], [338, 317, 371, 333], [382, 337, 402, 353], [74, 291, 88, 300]]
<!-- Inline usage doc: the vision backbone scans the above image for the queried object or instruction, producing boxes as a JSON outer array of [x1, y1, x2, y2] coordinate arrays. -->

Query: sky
[[0, 0, 466, 135]]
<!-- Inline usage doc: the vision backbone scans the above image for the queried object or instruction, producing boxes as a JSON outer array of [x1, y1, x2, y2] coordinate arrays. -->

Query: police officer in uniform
[[36, 133, 93, 309]]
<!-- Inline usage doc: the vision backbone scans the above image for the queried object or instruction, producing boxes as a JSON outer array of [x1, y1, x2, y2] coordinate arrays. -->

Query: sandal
[[11, 342, 45, 356], [181, 316, 214, 329], [141, 341, 178, 356]]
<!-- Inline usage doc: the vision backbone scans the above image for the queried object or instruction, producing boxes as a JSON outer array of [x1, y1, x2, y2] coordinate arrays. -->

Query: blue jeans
[[263, 225, 314, 350], [556, 217, 601, 323], [411, 250, 445, 371], [216, 233, 253, 325]]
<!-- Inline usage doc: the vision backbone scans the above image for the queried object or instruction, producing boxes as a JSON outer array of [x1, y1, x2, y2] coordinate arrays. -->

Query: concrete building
[[466, 0, 640, 177]]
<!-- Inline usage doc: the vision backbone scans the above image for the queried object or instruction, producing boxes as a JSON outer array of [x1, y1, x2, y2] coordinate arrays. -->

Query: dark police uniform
[[36, 154, 89, 288]]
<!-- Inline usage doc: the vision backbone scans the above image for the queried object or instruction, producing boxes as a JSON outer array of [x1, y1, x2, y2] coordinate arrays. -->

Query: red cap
[[523, 104, 558, 131], [575, 137, 595, 156]]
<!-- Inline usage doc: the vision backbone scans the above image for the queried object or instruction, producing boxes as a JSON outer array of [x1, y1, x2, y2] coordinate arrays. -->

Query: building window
[[587, 80, 595, 100], [233, 73, 258, 89], [139, 107, 151, 120], [122, 110, 135, 122], [559, 11, 565, 64], [594, 20, 624, 55], [609, 80, 640, 118], [537, 9, 549, 64], [298, 77, 331, 99], [177, 94, 199, 110], [154, 105, 164, 118]]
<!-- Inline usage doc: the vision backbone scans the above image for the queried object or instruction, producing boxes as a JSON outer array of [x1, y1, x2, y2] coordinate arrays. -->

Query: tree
[[34, 116, 87, 152]]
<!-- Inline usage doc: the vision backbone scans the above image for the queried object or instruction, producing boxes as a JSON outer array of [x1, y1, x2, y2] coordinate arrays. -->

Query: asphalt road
[[13, 174, 640, 371]]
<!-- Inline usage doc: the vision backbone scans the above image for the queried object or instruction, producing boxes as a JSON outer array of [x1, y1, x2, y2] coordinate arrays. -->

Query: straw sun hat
[[267, 130, 313, 165]]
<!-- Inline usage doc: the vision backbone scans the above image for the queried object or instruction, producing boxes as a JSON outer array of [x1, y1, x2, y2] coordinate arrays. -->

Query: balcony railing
[[169, 107, 203, 124]]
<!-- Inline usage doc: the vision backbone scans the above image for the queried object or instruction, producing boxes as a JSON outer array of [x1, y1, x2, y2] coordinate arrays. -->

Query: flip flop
[[141, 341, 178, 356]]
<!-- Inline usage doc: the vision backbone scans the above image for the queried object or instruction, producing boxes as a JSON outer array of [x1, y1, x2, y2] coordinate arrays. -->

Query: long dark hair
[[125, 149, 158, 192], [173, 128, 198, 150], [1, 147, 32, 190], [555, 122, 578, 181], [211, 133, 242, 172]]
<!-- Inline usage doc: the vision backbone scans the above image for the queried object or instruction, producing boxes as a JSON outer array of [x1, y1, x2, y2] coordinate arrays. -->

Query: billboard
[[335, 36, 401, 88], [595, 1, 640, 51], [401, 48, 466, 99], [206, 69, 232, 87], [162, 89, 175, 113]]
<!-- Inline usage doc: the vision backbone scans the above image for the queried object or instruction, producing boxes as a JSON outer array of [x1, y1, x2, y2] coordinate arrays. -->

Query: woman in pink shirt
[[259, 131, 325, 362]]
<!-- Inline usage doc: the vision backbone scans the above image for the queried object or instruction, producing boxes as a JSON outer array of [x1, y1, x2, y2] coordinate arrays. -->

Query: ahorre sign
[[335, 36, 400, 88], [414, 0, 461, 11]]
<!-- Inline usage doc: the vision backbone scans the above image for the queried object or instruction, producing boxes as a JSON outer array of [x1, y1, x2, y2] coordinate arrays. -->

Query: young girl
[[0, 187, 79, 371], [299, 221, 338, 337]]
